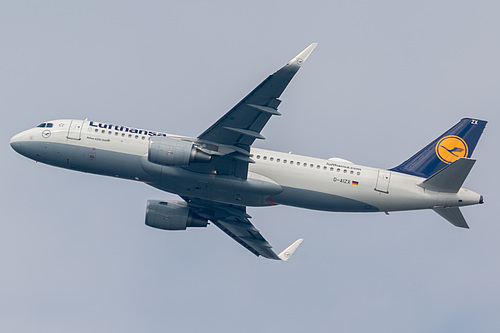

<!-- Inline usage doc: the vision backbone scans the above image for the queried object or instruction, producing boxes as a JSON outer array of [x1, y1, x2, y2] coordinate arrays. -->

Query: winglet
[[287, 43, 318, 66], [278, 238, 304, 261]]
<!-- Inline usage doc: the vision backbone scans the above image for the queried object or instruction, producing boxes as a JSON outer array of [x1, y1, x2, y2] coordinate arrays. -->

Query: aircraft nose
[[10, 130, 35, 157], [10, 132, 25, 154]]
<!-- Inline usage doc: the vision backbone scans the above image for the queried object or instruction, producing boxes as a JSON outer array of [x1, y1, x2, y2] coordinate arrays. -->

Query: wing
[[184, 197, 303, 261], [198, 43, 317, 147], [187, 43, 317, 179]]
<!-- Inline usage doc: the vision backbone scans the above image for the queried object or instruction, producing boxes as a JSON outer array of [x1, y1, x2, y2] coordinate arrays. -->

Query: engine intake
[[145, 200, 208, 231], [148, 136, 211, 166]]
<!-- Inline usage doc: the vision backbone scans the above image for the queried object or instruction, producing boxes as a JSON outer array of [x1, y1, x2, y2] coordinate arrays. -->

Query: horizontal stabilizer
[[278, 238, 304, 261], [433, 207, 469, 228], [419, 158, 476, 193]]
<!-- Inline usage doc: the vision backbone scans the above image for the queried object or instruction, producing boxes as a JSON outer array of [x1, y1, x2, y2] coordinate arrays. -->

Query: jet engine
[[145, 200, 208, 231], [148, 137, 211, 166]]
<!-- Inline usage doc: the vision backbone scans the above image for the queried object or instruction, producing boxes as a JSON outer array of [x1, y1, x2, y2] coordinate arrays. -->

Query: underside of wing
[[184, 197, 302, 260], [213, 217, 280, 259]]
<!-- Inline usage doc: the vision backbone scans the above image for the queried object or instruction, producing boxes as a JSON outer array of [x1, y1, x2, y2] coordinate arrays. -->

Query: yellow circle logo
[[435, 135, 468, 164]]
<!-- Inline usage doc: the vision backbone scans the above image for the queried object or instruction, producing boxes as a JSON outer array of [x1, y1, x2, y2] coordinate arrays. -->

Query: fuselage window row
[[90, 127, 146, 140], [251, 154, 361, 175]]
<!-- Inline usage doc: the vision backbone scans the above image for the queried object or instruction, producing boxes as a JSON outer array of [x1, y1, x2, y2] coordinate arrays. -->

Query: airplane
[[10, 43, 488, 261]]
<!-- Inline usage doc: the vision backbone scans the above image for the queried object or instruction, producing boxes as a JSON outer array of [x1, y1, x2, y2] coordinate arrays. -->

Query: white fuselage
[[10, 119, 482, 213]]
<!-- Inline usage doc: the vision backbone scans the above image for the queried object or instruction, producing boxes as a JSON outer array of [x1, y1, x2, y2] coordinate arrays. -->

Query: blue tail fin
[[390, 118, 487, 178]]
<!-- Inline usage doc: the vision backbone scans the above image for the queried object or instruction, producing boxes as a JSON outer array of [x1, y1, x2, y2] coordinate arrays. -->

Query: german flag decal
[[352, 181, 359, 186]]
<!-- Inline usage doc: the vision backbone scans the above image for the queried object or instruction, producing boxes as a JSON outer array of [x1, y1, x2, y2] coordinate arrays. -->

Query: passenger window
[[263, 156, 267, 160], [283, 160, 287, 163], [276, 158, 280, 162], [270, 157, 274, 161], [256, 155, 260, 159]]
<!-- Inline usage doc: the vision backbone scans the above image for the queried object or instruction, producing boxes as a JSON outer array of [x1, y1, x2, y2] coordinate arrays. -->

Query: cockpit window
[[36, 123, 53, 128]]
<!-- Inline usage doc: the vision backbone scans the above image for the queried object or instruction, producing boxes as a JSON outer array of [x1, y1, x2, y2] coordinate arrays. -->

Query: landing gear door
[[67, 120, 84, 140], [375, 170, 391, 193]]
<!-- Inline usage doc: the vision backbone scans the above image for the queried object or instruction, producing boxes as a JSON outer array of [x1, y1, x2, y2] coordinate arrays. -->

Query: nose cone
[[10, 132, 25, 154], [10, 130, 36, 158]]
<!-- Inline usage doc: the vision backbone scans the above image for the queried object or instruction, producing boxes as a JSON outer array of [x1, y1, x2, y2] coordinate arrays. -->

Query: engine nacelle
[[145, 200, 208, 231], [148, 136, 211, 166]]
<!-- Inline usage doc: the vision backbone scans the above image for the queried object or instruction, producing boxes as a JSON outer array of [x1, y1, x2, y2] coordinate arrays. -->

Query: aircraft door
[[375, 170, 391, 193], [67, 120, 84, 140]]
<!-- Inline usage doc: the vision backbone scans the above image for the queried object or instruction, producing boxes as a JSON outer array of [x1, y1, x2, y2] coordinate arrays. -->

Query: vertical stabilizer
[[391, 118, 487, 178]]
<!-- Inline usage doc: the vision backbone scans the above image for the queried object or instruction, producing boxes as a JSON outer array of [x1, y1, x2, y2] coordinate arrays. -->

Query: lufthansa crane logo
[[435, 135, 468, 164]]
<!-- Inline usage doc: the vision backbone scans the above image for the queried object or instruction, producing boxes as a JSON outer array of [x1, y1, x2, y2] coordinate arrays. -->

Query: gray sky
[[2, 1, 499, 332]]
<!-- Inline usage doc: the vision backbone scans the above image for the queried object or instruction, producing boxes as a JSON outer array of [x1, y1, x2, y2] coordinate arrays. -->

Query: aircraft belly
[[251, 164, 380, 212], [250, 160, 442, 213], [368, 173, 438, 211], [23, 141, 152, 181], [273, 186, 379, 212], [141, 157, 283, 206]]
